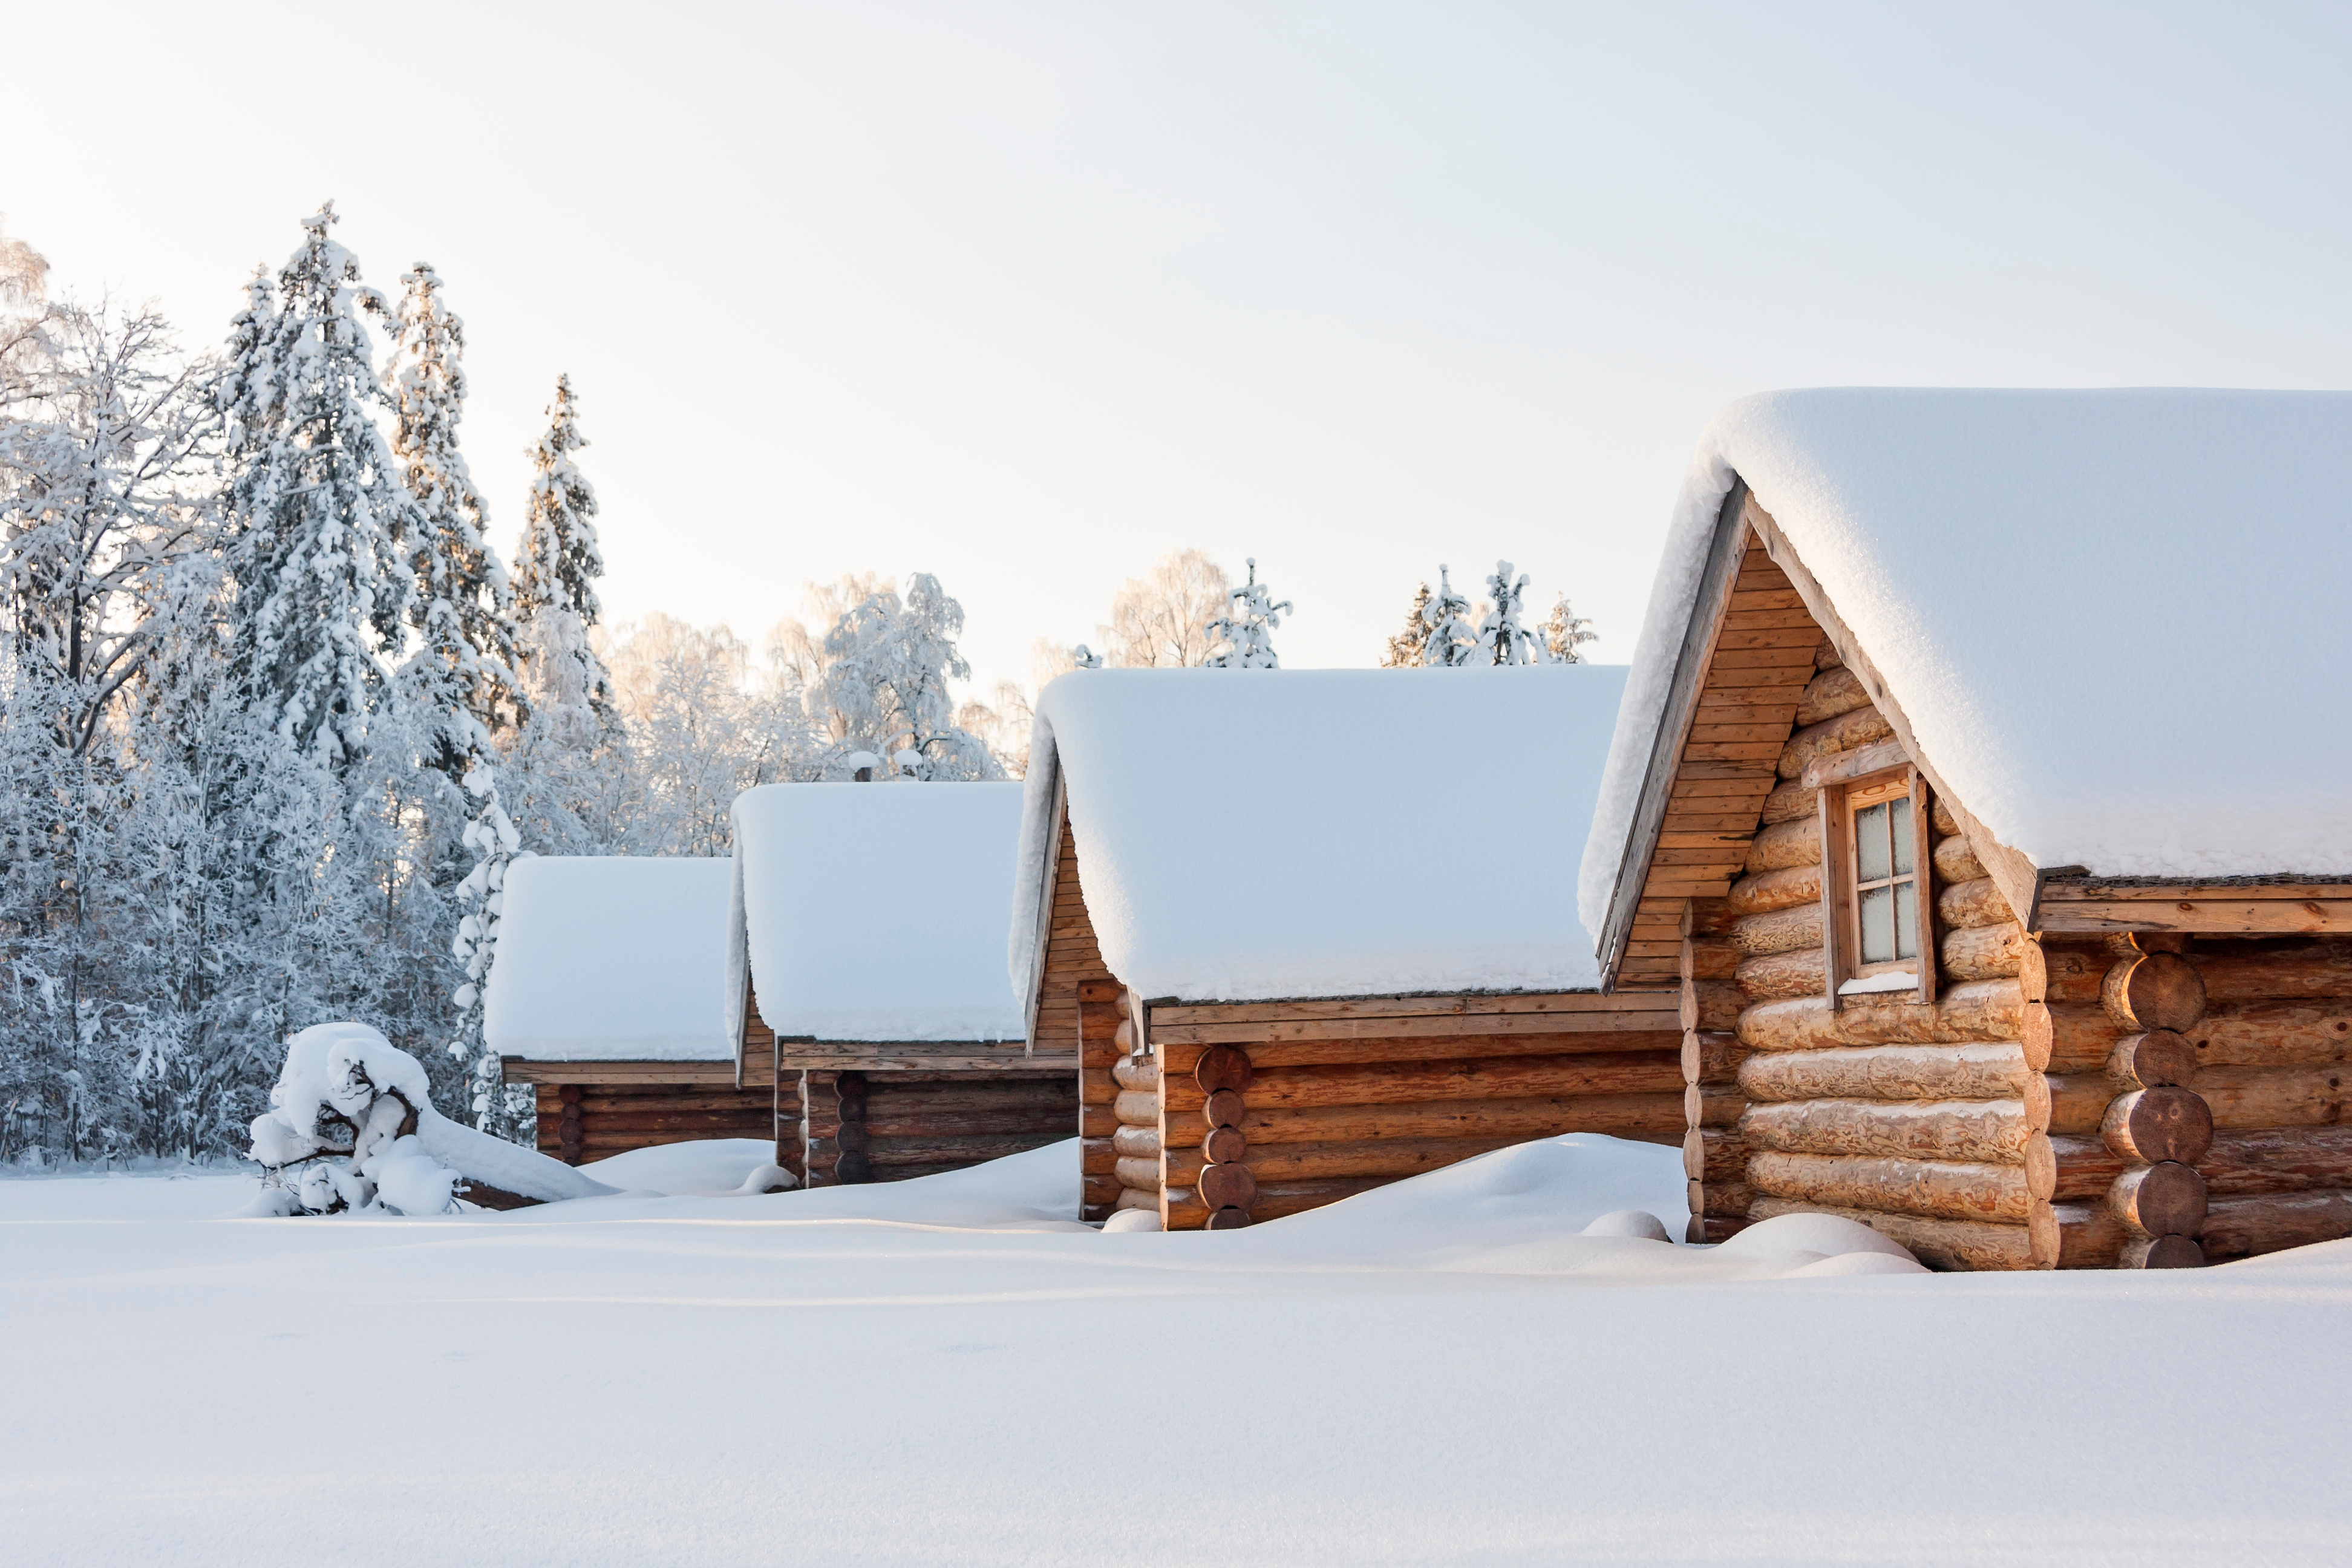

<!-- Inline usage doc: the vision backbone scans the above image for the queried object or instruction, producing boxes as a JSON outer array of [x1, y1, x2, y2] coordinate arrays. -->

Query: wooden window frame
[[1818, 766, 1938, 1009]]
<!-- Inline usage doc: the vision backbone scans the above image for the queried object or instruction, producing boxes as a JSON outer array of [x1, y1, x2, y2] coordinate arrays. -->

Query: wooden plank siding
[[1025, 809, 1123, 1220]]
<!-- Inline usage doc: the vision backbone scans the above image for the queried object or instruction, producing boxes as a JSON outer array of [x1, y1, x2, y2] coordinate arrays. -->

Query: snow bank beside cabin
[[1579, 388, 2352, 940], [246, 1022, 613, 1212], [482, 855, 735, 1060], [728, 782, 1025, 1042], [1014, 665, 1628, 1004]]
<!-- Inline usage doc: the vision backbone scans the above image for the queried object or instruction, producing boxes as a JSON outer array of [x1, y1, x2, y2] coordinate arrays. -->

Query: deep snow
[[1579, 389, 2352, 941], [1015, 665, 1630, 1002], [5, 1135, 2350, 1566]]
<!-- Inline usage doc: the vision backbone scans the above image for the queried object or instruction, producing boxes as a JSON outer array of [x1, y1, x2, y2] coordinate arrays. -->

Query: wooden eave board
[[1607, 532, 1823, 991], [500, 1058, 746, 1087], [1151, 991, 1679, 1025], [2036, 881, 2352, 935]]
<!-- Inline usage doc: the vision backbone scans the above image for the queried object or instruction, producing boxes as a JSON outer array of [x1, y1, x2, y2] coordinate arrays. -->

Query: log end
[[2122, 1235, 2206, 1269]]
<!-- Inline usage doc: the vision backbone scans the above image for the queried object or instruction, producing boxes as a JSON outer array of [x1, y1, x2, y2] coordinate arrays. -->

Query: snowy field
[[4, 1137, 2349, 1567]]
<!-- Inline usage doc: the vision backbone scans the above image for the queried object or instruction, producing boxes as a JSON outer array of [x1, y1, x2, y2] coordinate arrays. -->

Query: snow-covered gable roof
[[1578, 387, 2352, 944], [482, 856, 736, 1062], [1010, 665, 1632, 1004], [728, 783, 1027, 1043]]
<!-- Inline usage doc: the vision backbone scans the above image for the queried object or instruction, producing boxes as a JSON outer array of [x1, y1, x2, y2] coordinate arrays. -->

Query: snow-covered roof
[[483, 856, 736, 1061], [1011, 665, 1631, 1004], [728, 783, 1027, 1043], [1578, 388, 2352, 942]]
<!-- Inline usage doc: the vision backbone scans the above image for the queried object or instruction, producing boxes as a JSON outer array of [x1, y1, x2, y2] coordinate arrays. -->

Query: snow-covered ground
[[4, 1135, 2348, 1566]]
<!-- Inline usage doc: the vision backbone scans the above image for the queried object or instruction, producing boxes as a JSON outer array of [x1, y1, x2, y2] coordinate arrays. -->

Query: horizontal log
[[1800, 738, 1911, 792], [1152, 1008, 1681, 1047], [861, 1108, 1077, 1139], [867, 1132, 1064, 1166], [1737, 981, 2022, 1052], [2112, 1161, 2206, 1238], [1114, 1156, 1158, 1189], [1151, 991, 1670, 1026], [1682, 981, 1744, 1032], [1110, 1124, 1161, 1159], [1739, 1042, 2030, 1104], [1684, 1126, 1749, 1183], [1697, 1180, 1756, 1218], [1113, 1089, 1160, 1126], [1731, 905, 1822, 958], [2200, 1126, 2352, 1195], [1238, 1091, 1685, 1147], [1081, 1137, 1117, 1175], [2188, 939, 2352, 1002], [1725, 864, 1823, 918], [1078, 1104, 1123, 1137], [1779, 706, 1896, 780], [1082, 1036, 1123, 1070], [1080, 1071, 1116, 1106], [1759, 780, 1817, 826], [1942, 924, 2027, 984], [1739, 1096, 2030, 1165], [504, 1061, 744, 1086], [566, 1114, 774, 1135], [1153, 1029, 1684, 1075], [1114, 1185, 1158, 1212], [1249, 1177, 1396, 1221], [2054, 1201, 2124, 1268], [774, 1053, 1074, 1074], [2040, 896, 2352, 936], [1687, 1083, 1746, 1129], [2187, 999, 2352, 1067], [1744, 1197, 2035, 1270], [1165, 1135, 1523, 1186], [2043, 1074, 2113, 1137], [2195, 1064, 2351, 1129], [1737, 947, 1824, 1004], [1938, 878, 2016, 932], [1111, 1058, 1158, 1092], [2050, 1135, 2123, 1201], [573, 1094, 773, 1113], [1748, 1150, 2030, 1223], [1744, 817, 1821, 874], [1683, 1030, 1750, 1086], [1794, 665, 1871, 727], [2036, 942, 2112, 1004], [1930, 797, 1961, 837], [2040, 1002, 2126, 1073], [1235, 1051, 1685, 1111], [1931, 834, 1987, 886], [2200, 1190, 2352, 1259], [2103, 1088, 2213, 1165], [1681, 936, 1742, 982], [860, 1079, 1080, 1107]]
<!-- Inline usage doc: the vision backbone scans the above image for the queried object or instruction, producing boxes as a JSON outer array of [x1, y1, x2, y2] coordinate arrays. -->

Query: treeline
[[0, 207, 1001, 1165]]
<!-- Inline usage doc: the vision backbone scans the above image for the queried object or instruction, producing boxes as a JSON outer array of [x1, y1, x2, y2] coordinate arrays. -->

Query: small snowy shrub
[[246, 1022, 462, 1216]]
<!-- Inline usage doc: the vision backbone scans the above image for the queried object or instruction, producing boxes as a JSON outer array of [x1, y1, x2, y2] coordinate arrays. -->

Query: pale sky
[[9, 3, 2348, 696]]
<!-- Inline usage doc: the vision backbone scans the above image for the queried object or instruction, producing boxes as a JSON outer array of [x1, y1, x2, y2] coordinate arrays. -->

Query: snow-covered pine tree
[[1417, 564, 1479, 667], [511, 373, 612, 718], [1203, 557, 1291, 668], [1544, 592, 1597, 663], [382, 263, 528, 1126], [1379, 583, 1433, 667], [1475, 559, 1552, 666], [809, 573, 1001, 779]]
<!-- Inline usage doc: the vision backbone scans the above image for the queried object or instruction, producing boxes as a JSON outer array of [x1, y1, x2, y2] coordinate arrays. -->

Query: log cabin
[[728, 781, 1077, 1186], [485, 855, 776, 1164], [1011, 665, 1687, 1229], [1580, 388, 2352, 1269]]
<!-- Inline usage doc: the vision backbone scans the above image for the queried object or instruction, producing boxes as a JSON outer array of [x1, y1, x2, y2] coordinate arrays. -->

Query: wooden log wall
[[532, 1080, 774, 1165], [775, 1069, 806, 1184], [802, 1068, 1079, 1186], [1078, 979, 1131, 1221], [2181, 936, 2352, 1261], [1139, 995, 1683, 1231]]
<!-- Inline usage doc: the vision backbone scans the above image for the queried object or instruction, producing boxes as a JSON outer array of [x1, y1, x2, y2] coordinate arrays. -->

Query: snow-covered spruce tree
[[809, 573, 1001, 779], [1417, 564, 1478, 667], [1379, 583, 1433, 667], [503, 374, 632, 865], [382, 263, 529, 1131], [1475, 559, 1552, 666], [1544, 592, 1596, 663], [212, 204, 465, 1119], [1204, 558, 1291, 669]]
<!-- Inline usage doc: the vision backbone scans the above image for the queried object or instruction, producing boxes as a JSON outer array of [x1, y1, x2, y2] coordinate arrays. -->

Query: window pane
[[1860, 884, 1895, 964], [1890, 797, 1914, 876], [1893, 875, 1917, 960], [1855, 802, 1891, 882]]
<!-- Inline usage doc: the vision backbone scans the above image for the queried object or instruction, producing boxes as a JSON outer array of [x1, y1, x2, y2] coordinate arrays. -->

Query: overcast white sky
[[8, 3, 2348, 694]]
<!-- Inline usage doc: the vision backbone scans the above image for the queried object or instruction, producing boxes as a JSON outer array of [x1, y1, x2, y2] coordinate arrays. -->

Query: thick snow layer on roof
[[1011, 665, 1630, 1003], [482, 857, 734, 1061], [730, 783, 1026, 1042], [1579, 388, 2352, 941]]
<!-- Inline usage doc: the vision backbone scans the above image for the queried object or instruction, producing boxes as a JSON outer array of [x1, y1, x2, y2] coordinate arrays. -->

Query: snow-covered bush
[[1204, 558, 1292, 668], [246, 1021, 613, 1215]]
